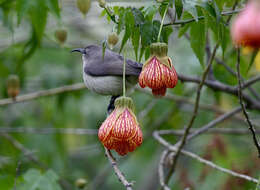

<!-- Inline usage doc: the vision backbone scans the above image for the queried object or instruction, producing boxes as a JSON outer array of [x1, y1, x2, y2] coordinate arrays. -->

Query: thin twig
[[104, 148, 133, 190], [153, 132, 259, 184], [163, 9, 242, 26], [157, 127, 260, 136], [0, 83, 86, 106], [164, 44, 219, 185], [1, 133, 47, 169], [236, 49, 260, 157], [0, 127, 97, 135], [158, 150, 171, 190]]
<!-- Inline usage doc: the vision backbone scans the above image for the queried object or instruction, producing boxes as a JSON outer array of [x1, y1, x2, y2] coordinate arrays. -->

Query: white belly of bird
[[83, 73, 123, 95]]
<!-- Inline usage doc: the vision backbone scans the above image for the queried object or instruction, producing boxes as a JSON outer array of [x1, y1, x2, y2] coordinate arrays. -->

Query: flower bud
[[76, 0, 91, 16], [98, 97, 143, 156], [98, 0, 106, 8], [6, 75, 20, 99], [231, 0, 260, 48], [75, 178, 87, 189], [139, 42, 178, 96], [107, 32, 119, 50], [55, 29, 67, 44]]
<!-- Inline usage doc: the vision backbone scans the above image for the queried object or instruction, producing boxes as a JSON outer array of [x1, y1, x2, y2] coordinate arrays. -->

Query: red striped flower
[[98, 97, 142, 156], [231, 0, 260, 48], [139, 43, 178, 96]]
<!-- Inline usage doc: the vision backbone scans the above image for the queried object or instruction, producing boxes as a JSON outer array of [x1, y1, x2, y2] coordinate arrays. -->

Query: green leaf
[[161, 26, 173, 43], [143, 5, 157, 21], [16, 0, 32, 25], [178, 23, 190, 38], [247, 50, 258, 73], [132, 26, 140, 61], [175, 0, 183, 19], [132, 8, 145, 26], [17, 169, 62, 190], [30, 0, 48, 43], [46, 0, 60, 18], [119, 8, 134, 53], [140, 21, 153, 47], [183, 0, 198, 21], [152, 20, 161, 42], [117, 7, 125, 34], [190, 20, 206, 67]]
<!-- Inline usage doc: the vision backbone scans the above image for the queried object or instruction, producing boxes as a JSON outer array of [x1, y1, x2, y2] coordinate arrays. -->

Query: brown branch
[[153, 132, 259, 184], [236, 49, 260, 157], [164, 43, 219, 186], [104, 148, 133, 190]]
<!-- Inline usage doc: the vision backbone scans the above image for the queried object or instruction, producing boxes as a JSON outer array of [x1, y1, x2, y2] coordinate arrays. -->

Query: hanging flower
[[231, 0, 260, 48], [98, 97, 143, 156], [139, 42, 178, 96]]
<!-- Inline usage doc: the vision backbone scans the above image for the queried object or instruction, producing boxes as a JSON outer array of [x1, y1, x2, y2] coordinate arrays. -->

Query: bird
[[72, 45, 143, 113]]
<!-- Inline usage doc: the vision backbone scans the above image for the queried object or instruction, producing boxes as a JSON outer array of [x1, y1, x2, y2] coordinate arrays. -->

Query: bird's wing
[[84, 45, 143, 76]]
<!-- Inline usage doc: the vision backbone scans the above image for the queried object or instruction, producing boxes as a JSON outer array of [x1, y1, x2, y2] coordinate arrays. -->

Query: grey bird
[[72, 45, 143, 112]]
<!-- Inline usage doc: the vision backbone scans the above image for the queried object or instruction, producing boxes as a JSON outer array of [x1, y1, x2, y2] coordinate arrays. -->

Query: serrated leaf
[[175, 0, 183, 19], [46, 0, 60, 18], [190, 20, 206, 67]]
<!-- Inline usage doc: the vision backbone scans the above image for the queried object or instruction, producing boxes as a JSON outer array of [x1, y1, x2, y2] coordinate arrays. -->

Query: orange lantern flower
[[139, 42, 178, 96], [231, 0, 260, 48], [98, 97, 143, 156]]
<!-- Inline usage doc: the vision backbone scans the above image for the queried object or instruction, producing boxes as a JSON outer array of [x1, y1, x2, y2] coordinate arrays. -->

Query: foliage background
[[0, 0, 260, 189]]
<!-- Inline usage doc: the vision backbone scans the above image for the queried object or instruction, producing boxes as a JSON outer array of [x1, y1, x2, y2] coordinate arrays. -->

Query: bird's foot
[[107, 95, 120, 114]]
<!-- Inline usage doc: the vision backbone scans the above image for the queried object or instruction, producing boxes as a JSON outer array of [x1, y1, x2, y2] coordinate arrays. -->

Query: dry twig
[[104, 148, 133, 190], [236, 49, 260, 157]]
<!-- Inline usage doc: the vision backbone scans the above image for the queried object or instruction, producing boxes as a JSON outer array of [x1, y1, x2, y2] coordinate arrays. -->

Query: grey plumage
[[83, 45, 142, 76], [72, 45, 142, 96]]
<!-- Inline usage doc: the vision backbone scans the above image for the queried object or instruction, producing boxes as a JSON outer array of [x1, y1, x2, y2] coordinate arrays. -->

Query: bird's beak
[[71, 48, 86, 54]]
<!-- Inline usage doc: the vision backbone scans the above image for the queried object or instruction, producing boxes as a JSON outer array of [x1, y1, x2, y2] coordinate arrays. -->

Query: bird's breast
[[83, 73, 123, 95]]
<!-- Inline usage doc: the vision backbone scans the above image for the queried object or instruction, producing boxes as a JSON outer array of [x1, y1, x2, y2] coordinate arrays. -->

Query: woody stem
[[157, 3, 169, 42]]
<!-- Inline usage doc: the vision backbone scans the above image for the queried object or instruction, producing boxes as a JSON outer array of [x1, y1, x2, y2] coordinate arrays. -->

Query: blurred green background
[[0, 0, 260, 190]]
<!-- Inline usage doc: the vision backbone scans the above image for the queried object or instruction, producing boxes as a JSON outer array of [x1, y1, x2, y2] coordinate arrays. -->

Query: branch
[[153, 132, 259, 184], [0, 133, 47, 169], [104, 148, 133, 190], [163, 9, 242, 26], [236, 49, 260, 157], [0, 127, 97, 135], [0, 83, 86, 106], [165, 43, 219, 185], [215, 57, 260, 100], [157, 127, 260, 136], [158, 150, 171, 190]]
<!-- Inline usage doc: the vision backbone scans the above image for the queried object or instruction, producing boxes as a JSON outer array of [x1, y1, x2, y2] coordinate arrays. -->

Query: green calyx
[[115, 96, 135, 111], [150, 42, 168, 57]]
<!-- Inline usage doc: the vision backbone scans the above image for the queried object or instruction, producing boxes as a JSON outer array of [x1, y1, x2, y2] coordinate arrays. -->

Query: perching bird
[[72, 45, 142, 112]]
